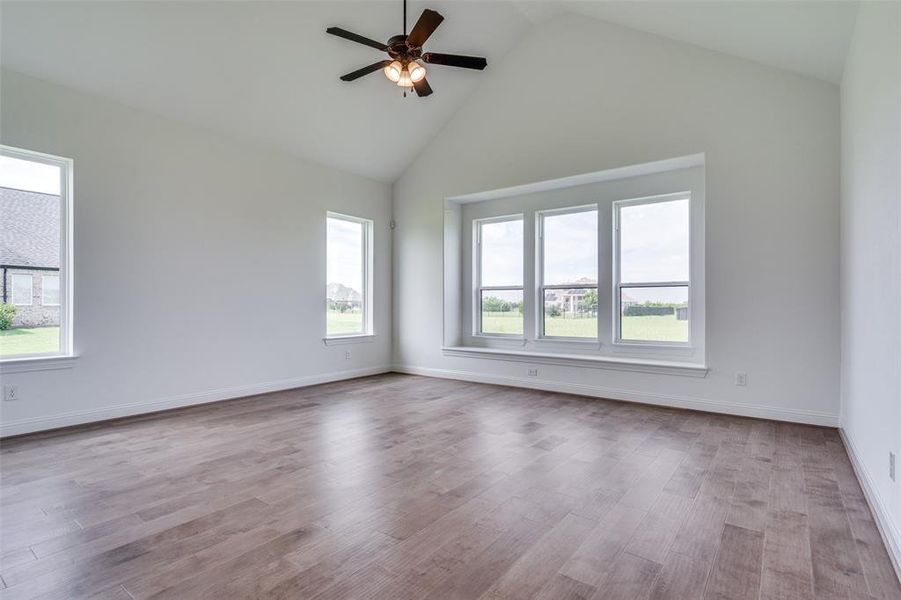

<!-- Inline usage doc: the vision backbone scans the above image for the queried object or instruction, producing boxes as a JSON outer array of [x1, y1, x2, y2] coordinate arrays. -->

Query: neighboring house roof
[[0, 187, 60, 269]]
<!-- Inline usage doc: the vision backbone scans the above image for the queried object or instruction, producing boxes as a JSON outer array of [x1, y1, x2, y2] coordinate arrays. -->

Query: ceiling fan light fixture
[[384, 60, 403, 82], [396, 68, 414, 88], [327, 1, 487, 97], [408, 61, 426, 83]]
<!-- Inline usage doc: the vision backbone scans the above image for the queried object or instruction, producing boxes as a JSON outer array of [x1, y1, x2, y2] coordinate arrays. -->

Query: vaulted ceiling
[[1, 1, 859, 182]]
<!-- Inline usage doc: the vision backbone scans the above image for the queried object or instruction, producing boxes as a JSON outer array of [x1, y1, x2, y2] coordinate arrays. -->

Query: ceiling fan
[[326, 0, 488, 97]]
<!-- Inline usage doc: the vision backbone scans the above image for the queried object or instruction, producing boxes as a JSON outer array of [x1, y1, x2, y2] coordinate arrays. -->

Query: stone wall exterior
[[3, 268, 60, 328]]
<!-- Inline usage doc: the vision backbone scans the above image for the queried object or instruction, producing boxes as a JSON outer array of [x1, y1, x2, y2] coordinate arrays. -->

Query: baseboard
[[393, 364, 840, 427], [840, 428, 901, 581], [0, 365, 393, 438]]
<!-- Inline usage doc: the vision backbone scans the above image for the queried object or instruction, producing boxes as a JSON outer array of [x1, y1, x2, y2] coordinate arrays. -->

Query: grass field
[[327, 311, 364, 336], [481, 313, 688, 341], [0, 327, 60, 357]]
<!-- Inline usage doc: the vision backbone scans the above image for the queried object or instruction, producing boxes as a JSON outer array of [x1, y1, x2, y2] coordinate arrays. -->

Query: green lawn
[[327, 310, 364, 336], [481, 313, 688, 342], [0, 327, 60, 357], [621, 314, 688, 342]]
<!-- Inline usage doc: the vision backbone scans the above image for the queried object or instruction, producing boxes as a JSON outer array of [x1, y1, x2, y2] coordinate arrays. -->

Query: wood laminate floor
[[1, 374, 899, 599]]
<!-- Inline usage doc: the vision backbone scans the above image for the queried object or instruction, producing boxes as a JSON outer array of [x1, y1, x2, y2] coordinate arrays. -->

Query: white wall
[[393, 15, 841, 425], [0, 70, 393, 436], [840, 1, 901, 571]]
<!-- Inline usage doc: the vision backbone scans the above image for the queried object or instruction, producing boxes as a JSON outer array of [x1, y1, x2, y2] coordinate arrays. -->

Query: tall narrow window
[[0, 146, 72, 359], [11, 274, 33, 305], [539, 207, 598, 338], [42, 275, 60, 306], [476, 216, 523, 336], [616, 195, 690, 343], [326, 213, 372, 338]]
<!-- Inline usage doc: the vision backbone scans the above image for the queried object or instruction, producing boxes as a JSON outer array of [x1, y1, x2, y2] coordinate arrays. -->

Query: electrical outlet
[[344, 351, 351, 360], [735, 372, 748, 387], [528, 369, 538, 377], [890, 452, 896, 482], [3, 385, 19, 401]]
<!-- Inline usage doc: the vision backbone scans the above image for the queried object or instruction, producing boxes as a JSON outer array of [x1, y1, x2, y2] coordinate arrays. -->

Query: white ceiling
[[560, 1, 859, 85], [1, 1, 859, 182]]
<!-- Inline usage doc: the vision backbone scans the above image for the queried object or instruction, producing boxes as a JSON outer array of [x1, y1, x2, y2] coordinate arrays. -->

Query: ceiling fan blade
[[413, 77, 433, 97], [326, 27, 388, 51], [422, 52, 487, 70], [340, 61, 391, 82], [406, 9, 444, 48]]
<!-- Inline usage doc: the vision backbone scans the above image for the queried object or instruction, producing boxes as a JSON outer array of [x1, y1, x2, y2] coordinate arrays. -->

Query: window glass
[[11, 274, 32, 305], [480, 219, 522, 287], [0, 148, 67, 358], [620, 199, 689, 283], [326, 216, 365, 336], [43, 275, 60, 306], [620, 286, 688, 342], [543, 288, 598, 338], [543, 209, 597, 286], [480, 289, 523, 335], [541, 208, 598, 338]]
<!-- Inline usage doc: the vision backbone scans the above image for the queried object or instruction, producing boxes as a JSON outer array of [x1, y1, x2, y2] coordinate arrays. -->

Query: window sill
[[323, 335, 375, 346], [441, 346, 707, 377], [0, 354, 79, 374], [469, 335, 527, 348]]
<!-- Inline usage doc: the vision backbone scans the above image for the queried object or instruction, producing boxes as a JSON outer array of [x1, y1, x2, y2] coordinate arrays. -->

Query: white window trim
[[0, 145, 76, 366], [448, 157, 706, 370], [42, 274, 60, 306], [324, 212, 374, 340], [0, 145, 75, 365], [11, 273, 33, 306], [613, 192, 692, 348], [473, 214, 524, 339], [536, 204, 599, 341], [441, 345, 708, 377]]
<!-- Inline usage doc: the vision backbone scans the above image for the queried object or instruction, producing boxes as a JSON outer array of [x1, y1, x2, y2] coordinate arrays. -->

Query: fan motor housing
[[387, 35, 422, 62]]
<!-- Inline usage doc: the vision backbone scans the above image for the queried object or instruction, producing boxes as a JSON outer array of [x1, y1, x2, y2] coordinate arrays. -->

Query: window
[[453, 159, 704, 368], [11, 274, 33, 305], [539, 207, 598, 338], [615, 195, 690, 344], [475, 216, 523, 336], [0, 145, 73, 360], [326, 213, 372, 338], [42, 275, 60, 306]]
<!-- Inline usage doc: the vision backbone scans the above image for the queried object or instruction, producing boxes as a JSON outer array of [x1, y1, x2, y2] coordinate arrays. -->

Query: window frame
[[0, 145, 74, 362], [451, 160, 705, 369], [473, 214, 524, 338], [325, 211, 374, 339], [11, 274, 33, 306], [536, 204, 600, 341], [42, 274, 61, 306], [612, 192, 692, 348]]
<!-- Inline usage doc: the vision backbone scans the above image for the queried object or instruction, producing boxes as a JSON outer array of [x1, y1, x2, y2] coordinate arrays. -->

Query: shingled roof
[[0, 187, 60, 269]]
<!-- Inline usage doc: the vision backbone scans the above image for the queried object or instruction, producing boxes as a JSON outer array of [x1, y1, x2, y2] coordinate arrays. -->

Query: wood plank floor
[[1, 373, 898, 599]]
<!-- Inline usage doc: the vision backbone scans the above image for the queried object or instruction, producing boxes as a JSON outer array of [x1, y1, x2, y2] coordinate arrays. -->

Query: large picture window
[[475, 216, 523, 336], [615, 195, 690, 344], [538, 207, 598, 339], [456, 160, 704, 368], [326, 213, 373, 338], [0, 146, 73, 359]]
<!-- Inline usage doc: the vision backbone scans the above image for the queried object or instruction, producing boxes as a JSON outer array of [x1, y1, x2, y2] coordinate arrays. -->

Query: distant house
[[0, 187, 61, 328], [544, 277, 598, 316], [326, 281, 362, 312]]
